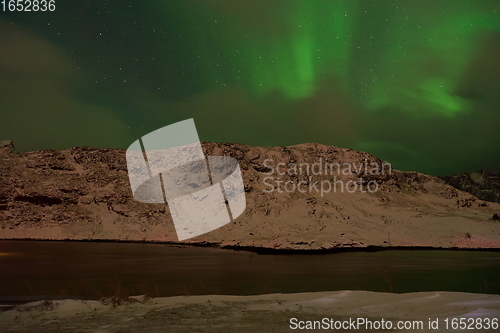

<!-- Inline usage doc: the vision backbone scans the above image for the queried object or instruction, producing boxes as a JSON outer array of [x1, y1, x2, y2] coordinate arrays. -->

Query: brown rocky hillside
[[1, 140, 499, 250]]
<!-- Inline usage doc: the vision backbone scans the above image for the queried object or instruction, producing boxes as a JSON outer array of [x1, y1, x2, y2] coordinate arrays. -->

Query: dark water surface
[[1, 241, 499, 299]]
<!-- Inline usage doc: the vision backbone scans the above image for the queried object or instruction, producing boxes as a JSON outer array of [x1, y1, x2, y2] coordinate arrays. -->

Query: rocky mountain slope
[[442, 170, 500, 204], [1, 140, 499, 250]]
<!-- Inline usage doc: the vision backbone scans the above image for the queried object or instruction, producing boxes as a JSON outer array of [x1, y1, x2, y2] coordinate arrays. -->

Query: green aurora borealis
[[1, 0, 500, 175]]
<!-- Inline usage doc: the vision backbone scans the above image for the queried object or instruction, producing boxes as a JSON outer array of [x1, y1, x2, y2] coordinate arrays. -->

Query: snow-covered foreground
[[1, 291, 499, 332]]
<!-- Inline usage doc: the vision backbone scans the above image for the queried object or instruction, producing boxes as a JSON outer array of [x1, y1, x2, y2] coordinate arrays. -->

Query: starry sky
[[0, 0, 499, 176]]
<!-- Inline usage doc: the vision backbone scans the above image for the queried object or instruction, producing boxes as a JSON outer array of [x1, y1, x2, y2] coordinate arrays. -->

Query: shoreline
[[3, 238, 500, 254], [2, 290, 500, 332]]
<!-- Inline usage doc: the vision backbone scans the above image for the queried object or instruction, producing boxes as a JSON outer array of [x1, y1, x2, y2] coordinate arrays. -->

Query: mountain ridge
[[1, 140, 499, 250], [442, 170, 500, 204]]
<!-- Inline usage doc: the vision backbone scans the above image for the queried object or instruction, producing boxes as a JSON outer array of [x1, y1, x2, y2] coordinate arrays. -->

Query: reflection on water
[[0, 241, 499, 299]]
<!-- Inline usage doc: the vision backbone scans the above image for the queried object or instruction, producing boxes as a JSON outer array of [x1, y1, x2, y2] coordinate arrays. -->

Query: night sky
[[1, 0, 499, 176]]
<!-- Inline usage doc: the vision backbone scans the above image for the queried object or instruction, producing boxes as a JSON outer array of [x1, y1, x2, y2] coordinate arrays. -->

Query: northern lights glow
[[0, 0, 499, 175], [181, 0, 499, 117]]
